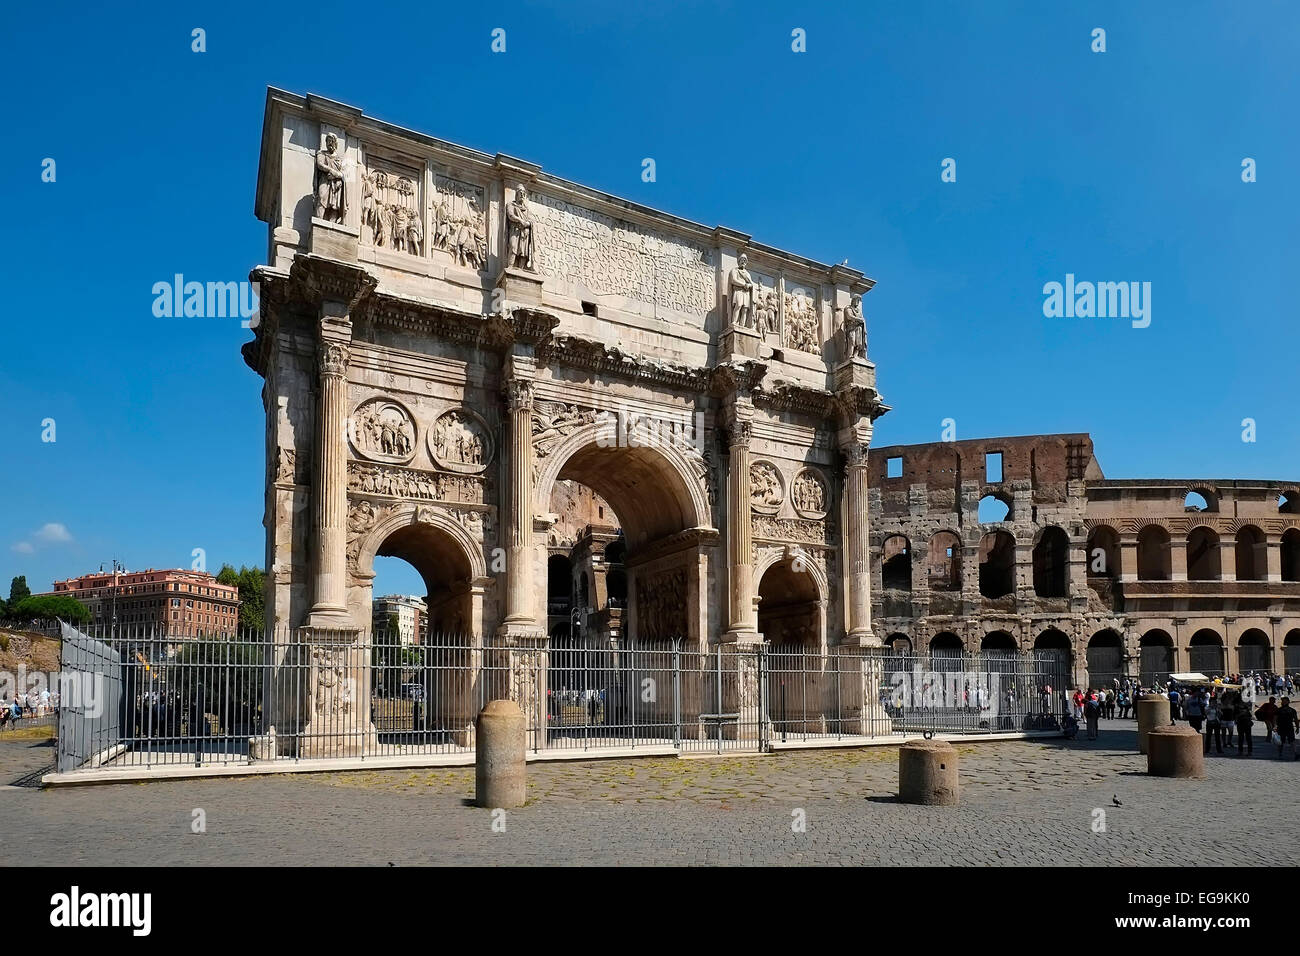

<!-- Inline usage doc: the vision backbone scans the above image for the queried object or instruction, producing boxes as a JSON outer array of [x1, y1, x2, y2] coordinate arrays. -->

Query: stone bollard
[[898, 738, 959, 806], [1147, 724, 1205, 778], [475, 699, 527, 808], [1136, 693, 1171, 754]]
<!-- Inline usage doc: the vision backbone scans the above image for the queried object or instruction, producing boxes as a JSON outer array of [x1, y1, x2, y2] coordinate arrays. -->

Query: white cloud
[[10, 541, 34, 554], [34, 523, 72, 544]]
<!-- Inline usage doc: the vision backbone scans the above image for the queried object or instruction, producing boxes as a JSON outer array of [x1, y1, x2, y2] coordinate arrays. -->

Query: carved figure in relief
[[792, 472, 826, 515], [354, 403, 414, 460], [728, 253, 756, 328], [750, 462, 784, 509], [506, 186, 536, 270], [754, 287, 778, 338], [532, 402, 598, 456], [433, 411, 487, 467], [312, 648, 350, 717], [360, 168, 420, 254], [784, 291, 821, 354], [452, 198, 486, 270], [842, 292, 866, 358], [314, 134, 347, 223]]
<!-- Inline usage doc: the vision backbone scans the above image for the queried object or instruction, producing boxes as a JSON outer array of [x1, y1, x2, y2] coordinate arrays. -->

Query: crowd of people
[[1057, 671, 1300, 759], [0, 688, 57, 729]]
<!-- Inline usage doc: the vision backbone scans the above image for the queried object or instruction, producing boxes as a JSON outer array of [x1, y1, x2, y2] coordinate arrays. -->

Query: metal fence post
[[672, 639, 681, 750]]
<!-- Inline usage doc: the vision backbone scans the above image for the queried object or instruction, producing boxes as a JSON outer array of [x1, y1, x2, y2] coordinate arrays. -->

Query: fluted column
[[724, 404, 758, 641], [501, 378, 539, 635], [307, 340, 353, 629], [843, 440, 875, 645]]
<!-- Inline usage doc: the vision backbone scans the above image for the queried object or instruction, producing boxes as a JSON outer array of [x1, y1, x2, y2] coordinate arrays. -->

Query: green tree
[[213, 563, 265, 631], [9, 575, 31, 606], [12, 594, 90, 624]]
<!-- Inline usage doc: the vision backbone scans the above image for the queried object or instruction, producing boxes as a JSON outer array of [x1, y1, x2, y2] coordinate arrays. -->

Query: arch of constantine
[[241, 90, 887, 752]]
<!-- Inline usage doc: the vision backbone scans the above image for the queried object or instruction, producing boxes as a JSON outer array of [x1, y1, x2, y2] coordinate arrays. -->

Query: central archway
[[534, 421, 714, 649]]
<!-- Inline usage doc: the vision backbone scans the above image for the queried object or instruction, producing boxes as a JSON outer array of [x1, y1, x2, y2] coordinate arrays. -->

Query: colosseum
[[866, 433, 1300, 690]]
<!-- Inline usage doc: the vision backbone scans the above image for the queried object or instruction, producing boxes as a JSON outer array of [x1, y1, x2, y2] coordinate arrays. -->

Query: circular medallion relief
[[429, 408, 493, 474], [791, 468, 828, 519], [749, 460, 785, 514], [349, 398, 417, 464]]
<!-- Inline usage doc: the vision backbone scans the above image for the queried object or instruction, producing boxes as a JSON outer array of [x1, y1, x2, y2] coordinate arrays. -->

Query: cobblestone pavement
[[4, 721, 1298, 866]]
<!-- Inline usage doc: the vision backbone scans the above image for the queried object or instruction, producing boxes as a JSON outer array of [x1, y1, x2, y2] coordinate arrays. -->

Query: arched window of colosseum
[[1234, 526, 1266, 581], [1183, 489, 1217, 513], [981, 630, 1017, 653], [977, 530, 1016, 599], [1187, 527, 1221, 581], [1237, 629, 1271, 673], [1137, 526, 1171, 581], [1188, 629, 1225, 675], [929, 632, 964, 672], [1086, 526, 1121, 580], [881, 534, 911, 591], [1032, 526, 1070, 598], [1280, 492, 1299, 514], [1283, 529, 1300, 583], [1029, 629, 1071, 681], [927, 531, 962, 591], [1086, 630, 1124, 690], [885, 632, 912, 654], [1285, 630, 1300, 673], [1139, 630, 1174, 685], [977, 494, 1010, 523]]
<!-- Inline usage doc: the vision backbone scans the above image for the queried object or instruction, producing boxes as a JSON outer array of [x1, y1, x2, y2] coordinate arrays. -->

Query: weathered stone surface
[[475, 699, 526, 808], [898, 738, 959, 806], [1147, 724, 1205, 778], [1136, 693, 1170, 754]]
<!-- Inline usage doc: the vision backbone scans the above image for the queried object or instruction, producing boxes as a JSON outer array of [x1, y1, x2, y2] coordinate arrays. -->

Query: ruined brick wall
[[864, 434, 1300, 687]]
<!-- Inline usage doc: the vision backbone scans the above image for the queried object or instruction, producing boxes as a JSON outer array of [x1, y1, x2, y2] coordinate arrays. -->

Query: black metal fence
[[51, 624, 1072, 775]]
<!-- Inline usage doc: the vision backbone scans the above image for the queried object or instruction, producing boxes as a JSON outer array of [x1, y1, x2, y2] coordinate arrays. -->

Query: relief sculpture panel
[[530, 192, 715, 317]]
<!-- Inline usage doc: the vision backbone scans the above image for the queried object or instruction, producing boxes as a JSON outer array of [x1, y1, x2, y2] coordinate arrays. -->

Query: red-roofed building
[[45, 568, 240, 637]]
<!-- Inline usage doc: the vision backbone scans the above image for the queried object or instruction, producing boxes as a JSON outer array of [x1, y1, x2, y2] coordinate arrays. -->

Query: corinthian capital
[[843, 442, 870, 468], [722, 402, 754, 448], [319, 342, 350, 376], [503, 378, 535, 412]]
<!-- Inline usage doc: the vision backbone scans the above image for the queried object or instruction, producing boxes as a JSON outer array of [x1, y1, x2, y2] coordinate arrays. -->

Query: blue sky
[[3, 0, 1296, 597]]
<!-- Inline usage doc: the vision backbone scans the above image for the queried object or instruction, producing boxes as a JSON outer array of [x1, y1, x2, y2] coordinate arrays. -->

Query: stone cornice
[[709, 360, 768, 398], [836, 383, 891, 423], [753, 378, 838, 417], [538, 334, 712, 391], [290, 254, 378, 311], [624, 527, 721, 568]]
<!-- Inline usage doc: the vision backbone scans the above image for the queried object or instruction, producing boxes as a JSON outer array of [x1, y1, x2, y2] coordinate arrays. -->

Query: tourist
[[1256, 696, 1279, 742], [1184, 689, 1204, 734], [1073, 688, 1085, 719], [1117, 688, 1130, 719], [1104, 687, 1115, 719], [1275, 697, 1299, 760], [1234, 697, 1254, 756], [1204, 693, 1224, 755], [1083, 689, 1101, 740], [1168, 685, 1182, 721]]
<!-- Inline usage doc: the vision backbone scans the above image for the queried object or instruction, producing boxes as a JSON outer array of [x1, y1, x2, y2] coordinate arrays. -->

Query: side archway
[[352, 502, 490, 635]]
